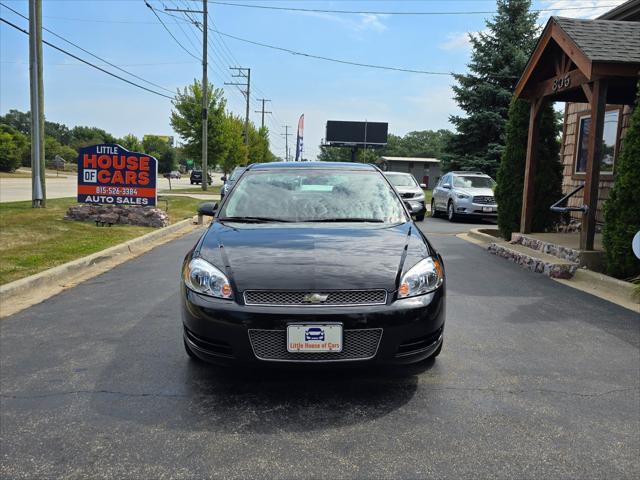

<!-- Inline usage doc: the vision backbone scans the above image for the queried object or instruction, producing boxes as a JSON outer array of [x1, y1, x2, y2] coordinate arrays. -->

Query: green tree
[[44, 136, 77, 164], [142, 135, 175, 173], [0, 125, 29, 172], [248, 125, 275, 164], [382, 130, 453, 158], [0, 109, 30, 134], [495, 100, 562, 239], [220, 115, 248, 173], [603, 89, 640, 279], [118, 133, 142, 152], [446, 0, 539, 177], [69, 126, 117, 150], [170, 80, 228, 170]]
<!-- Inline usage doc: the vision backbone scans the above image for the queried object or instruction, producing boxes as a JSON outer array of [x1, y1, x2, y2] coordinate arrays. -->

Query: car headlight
[[414, 192, 425, 199], [184, 257, 233, 299], [398, 257, 444, 298], [457, 193, 469, 199]]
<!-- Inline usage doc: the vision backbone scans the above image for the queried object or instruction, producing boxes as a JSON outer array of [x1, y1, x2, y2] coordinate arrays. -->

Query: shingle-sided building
[[379, 156, 442, 189], [512, 0, 639, 250]]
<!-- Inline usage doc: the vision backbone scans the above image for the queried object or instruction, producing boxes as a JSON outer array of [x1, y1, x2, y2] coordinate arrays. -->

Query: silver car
[[384, 171, 427, 221], [431, 171, 497, 222]]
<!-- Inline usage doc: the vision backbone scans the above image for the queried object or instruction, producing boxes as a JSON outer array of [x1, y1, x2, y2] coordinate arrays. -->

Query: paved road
[[0, 174, 222, 203], [1, 217, 638, 479]]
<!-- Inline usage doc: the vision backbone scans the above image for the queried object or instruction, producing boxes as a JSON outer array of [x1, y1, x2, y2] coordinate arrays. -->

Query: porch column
[[520, 98, 544, 234], [580, 79, 608, 251]]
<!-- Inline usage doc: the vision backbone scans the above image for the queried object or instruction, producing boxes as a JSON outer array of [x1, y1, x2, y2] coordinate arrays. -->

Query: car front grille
[[473, 195, 495, 204], [400, 192, 414, 199], [243, 290, 387, 307], [248, 328, 383, 362]]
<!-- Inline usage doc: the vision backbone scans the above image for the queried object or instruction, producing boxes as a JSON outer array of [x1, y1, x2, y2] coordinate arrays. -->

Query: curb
[[555, 269, 639, 312], [466, 228, 502, 244], [0, 217, 202, 317]]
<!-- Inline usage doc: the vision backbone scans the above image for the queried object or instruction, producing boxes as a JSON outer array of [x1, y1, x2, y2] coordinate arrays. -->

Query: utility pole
[[254, 98, 271, 129], [165, 1, 208, 190], [281, 125, 292, 161], [29, 0, 44, 207], [226, 67, 250, 145]]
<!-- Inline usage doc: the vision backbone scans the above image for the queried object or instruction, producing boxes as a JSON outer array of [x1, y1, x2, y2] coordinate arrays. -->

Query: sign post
[[77, 144, 158, 206]]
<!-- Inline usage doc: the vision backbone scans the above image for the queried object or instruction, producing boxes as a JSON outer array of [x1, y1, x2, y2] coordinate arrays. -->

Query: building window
[[575, 108, 620, 175]]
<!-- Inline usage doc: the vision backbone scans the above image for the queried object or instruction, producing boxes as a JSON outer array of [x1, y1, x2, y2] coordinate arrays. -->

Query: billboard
[[77, 144, 158, 206], [325, 121, 388, 147]]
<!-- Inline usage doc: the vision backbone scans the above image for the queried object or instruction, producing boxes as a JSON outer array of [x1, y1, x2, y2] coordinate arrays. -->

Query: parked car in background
[[169, 171, 181, 179], [431, 171, 497, 222], [384, 171, 427, 221], [182, 162, 445, 366], [220, 166, 246, 199], [190, 170, 212, 185]]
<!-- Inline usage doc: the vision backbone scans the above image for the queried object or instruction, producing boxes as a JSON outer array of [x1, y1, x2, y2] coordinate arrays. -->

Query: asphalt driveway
[[1, 217, 638, 479]]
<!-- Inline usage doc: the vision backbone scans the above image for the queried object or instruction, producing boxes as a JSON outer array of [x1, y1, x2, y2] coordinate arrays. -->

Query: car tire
[[431, 199, 439, 218], [184, 339, 203, 362], [447, 201, 457, 222], [190, 181, 194, 185], [415, 213, 425, 222]]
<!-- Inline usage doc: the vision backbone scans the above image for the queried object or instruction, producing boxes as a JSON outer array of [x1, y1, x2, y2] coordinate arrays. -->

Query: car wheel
[[190, 181, 194, 185], [431, 199, 439, 218], [415, 213, 425, 222], [184, 339, 203, 362], [447, 201, 457, 222]]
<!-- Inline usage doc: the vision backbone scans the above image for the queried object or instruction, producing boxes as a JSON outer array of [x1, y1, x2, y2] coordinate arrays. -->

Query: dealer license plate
[[287, 324, 343, 353], [482, 206, 493, 212]]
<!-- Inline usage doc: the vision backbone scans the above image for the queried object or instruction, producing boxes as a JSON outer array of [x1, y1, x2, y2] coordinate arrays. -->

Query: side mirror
[[221, 176, 227, 181], [419, 183, 427, 189], [197, 202, 218, 217], [443, 183, 451, 190]]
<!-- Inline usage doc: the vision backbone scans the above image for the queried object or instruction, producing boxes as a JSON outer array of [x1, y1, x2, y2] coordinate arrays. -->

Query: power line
[[208, 26, 518, 78], [209, 1, 620, 16], [1, 1, 179, 94], [144, 0, 199, 61], [0, 16, 176, 100]]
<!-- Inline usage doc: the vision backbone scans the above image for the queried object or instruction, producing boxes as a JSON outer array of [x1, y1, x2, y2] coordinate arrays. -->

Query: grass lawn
[[0, 171, 32, 178], [0, 196, 203, 285], [159, 186, 221, 195], [423, 189, 433, 205]]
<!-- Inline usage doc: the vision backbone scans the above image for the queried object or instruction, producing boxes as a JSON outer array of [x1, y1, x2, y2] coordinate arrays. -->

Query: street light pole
[[29, 0, 44, 207], [201, 0, 208, 191]]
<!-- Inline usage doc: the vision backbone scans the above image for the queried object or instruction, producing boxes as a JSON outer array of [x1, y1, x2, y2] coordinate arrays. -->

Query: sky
[[0, 0, 626, 160]]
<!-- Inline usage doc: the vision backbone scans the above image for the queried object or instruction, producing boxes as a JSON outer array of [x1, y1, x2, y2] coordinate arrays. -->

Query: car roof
[[450, 171, 489, 177], [248, 161, 377, 171], [384, 171, 413, 175]]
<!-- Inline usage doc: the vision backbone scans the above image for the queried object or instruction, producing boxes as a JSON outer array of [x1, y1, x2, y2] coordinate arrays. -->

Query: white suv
[[431, 171, 497, 222]]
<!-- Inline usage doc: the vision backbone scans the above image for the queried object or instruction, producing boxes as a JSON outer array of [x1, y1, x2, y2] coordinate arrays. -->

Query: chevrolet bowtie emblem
[[303, 293, 329, 304]]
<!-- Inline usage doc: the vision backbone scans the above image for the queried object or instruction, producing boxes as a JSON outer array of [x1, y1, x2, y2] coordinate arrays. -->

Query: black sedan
[[181, 162, 445, 366]]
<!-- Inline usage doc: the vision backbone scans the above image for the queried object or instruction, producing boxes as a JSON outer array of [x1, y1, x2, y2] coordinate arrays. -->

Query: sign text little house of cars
[[77, 144, 158, 206]]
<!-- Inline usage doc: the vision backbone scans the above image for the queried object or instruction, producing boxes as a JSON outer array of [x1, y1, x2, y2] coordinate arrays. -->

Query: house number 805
[[552, 75, 571, 92]]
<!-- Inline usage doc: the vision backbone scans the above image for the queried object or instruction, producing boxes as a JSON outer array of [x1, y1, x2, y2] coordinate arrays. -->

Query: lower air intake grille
[[248, 329, 383, 362], [473, 195, 495, 204], [244, 290, 387, 306]]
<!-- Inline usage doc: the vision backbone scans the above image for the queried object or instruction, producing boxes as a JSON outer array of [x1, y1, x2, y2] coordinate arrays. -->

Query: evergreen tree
[[495, 99, 562, 240], [603, 88, 640, 279], [446, 0, 539, 177]]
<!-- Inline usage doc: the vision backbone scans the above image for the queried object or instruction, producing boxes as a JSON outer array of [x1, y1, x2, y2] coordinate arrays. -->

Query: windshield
[[220, 169, 407, 223], [453, 176, 495, 189], [229, 167, 245, 181], [385, 173, 418, 187]]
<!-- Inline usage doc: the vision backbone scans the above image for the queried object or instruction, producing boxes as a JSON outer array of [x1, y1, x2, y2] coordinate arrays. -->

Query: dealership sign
[[77, 144, 157, 206]]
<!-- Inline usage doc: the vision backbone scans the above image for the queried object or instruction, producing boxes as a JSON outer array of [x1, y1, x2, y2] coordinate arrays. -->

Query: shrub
[[495, 99, 562, 239], [0, 125, 29, 172], [603, 87, 640, 279]]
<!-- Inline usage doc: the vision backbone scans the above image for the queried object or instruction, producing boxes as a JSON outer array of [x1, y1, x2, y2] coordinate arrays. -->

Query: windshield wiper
[[310, 218, 385, 223], [219, 216, 291, 223]]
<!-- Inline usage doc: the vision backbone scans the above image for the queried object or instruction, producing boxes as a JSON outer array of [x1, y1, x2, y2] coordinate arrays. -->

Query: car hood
[[197, 222, 430, 292], [394, 186, 423, 195], [456, 187, 495, 197]]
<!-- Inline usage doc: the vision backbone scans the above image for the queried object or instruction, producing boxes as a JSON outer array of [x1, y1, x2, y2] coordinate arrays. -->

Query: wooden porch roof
[[514, 16, 640, 104]]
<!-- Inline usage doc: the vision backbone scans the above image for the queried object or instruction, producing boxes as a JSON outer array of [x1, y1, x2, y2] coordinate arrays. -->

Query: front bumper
[[455, 201, 498, 216], [181, 286, 445, 366]]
